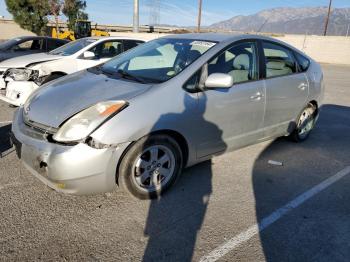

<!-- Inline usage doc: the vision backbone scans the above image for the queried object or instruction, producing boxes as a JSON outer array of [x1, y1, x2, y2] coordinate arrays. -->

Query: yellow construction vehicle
[[51, 20, 109, 41]]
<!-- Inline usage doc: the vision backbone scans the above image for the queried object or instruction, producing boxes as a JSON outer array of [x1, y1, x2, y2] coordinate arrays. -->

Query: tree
[[62, 0, 88, 30], [49, 0, 63, 37], [5, 0, 50, 35]]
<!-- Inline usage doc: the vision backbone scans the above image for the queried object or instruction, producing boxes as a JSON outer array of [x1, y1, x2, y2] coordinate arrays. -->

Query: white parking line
[[200, 166, 350, 262]]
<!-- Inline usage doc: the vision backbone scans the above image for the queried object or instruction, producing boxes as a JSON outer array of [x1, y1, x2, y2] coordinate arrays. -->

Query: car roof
[[10, 36, 69, 42], [87, 36, 147, 42], [161, 33, 303, 54], [163, 33, 281, 44]]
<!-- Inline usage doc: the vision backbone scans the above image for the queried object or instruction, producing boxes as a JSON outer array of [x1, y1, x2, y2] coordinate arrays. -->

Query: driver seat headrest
[[233, 54, 250, 70]]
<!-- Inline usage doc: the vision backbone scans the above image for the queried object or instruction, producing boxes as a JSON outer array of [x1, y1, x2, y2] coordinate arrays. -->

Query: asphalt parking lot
[[0, 64, 349, 262]]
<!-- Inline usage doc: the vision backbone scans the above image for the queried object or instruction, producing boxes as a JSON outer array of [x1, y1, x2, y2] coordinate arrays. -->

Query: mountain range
[[209, 7, 350, 36]]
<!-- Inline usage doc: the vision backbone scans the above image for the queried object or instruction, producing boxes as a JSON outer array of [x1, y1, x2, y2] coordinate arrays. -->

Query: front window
[[49, 38, 97, 56], [208, 41, 258, 84], [88, 40, 123, 59], [101, 38, 217, 83], [12, 39, 44, 51]]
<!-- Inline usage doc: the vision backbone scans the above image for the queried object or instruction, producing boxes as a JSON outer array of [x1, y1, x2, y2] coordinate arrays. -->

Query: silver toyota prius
[[11, 33, 324, 199]]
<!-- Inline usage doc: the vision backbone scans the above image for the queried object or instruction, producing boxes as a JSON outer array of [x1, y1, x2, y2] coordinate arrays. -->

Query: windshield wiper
[[116, 69, 146, 84]]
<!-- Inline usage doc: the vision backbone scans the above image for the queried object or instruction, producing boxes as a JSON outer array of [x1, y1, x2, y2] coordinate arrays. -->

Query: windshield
[[101, 38, 217, 83], [0, 37, 24, 50], [49, 38, 97, 56]]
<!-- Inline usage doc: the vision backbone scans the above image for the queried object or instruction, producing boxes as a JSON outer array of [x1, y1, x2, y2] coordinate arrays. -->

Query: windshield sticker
[[190, 41, 216, 48]]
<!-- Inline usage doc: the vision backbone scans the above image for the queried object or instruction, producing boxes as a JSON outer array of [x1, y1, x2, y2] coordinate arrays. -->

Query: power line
[[149, 0, 160, 26], [323, 0, 332, 36]]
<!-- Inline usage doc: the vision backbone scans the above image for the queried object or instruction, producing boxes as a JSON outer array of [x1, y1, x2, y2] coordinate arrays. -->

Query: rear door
[[261, 40, 308, 135]]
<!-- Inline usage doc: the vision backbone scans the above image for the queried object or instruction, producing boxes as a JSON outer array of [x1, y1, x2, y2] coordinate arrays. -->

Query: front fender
[[90, 85, 200, 167]]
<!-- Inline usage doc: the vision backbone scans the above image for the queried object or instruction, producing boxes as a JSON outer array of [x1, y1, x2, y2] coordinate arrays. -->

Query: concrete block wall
[[276, 34, 350, 65], [1, 19, 349, 65], [0, 19, 35, 40]]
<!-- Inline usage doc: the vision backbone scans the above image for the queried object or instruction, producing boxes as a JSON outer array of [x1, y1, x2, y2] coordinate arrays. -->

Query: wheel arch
[[115, 129, 189, 185]]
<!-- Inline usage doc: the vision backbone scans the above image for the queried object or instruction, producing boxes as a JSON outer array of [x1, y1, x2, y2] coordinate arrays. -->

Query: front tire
[[290, 103, 317, 142], [118, 134, 183, 199]]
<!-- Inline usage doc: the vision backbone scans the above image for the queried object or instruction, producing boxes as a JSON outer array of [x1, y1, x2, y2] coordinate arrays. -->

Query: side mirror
[[204, 73, 233, 89], [83, 51, 95, 59]]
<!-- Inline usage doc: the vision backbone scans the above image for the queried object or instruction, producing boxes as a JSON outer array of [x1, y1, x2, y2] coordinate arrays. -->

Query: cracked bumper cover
[[0, 80, 38, 106], [11, 108, 131, 195]]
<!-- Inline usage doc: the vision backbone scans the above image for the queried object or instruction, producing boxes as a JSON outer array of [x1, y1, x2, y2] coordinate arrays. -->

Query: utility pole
[[197, 0, 202, 33], [133, 0, 139, 33], [149, 0, 160, 26], [323, 0, 332, 36], [346, 23, 350, 37]]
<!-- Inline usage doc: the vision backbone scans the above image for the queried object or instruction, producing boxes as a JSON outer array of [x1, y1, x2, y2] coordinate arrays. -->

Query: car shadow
[[0, 124, 13, 156], [142, 94, 226, 262], [253, 104, 350, 261]]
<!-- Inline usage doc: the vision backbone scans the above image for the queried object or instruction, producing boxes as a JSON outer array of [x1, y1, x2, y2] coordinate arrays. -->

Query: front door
[[196, 41, 265, 158], [76, 40, 124, 70]]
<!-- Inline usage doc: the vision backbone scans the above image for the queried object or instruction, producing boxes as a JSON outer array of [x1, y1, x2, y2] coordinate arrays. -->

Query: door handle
[[250, 92, 262, 101], [298, 83, 308, 91]]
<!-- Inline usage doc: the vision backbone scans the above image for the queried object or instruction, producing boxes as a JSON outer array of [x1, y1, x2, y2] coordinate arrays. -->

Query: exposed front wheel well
[[41, 72, 67, 85], [50, 71, 67, 77], [309, 100, 319, 114]]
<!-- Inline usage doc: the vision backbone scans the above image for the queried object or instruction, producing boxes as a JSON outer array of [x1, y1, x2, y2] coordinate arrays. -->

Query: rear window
[[295, 52, 310, 72], [262, 41, 297, 78]]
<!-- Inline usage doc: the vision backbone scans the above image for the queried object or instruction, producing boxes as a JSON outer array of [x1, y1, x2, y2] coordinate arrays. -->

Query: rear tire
[[118, 134, 183, 199], [290, 103, 317, 142]]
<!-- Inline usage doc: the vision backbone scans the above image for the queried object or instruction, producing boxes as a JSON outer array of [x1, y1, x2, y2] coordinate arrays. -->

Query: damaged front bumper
[[0, 80, 38, 106], [11, 108, 131, 195]]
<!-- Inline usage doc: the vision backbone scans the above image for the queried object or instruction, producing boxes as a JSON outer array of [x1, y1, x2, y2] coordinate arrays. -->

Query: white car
[[0, 36, 145, 106]]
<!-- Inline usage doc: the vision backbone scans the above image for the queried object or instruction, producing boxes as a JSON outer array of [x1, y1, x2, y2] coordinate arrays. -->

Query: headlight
[[53, 101, 128, 143], [5, 68, 38, 81]]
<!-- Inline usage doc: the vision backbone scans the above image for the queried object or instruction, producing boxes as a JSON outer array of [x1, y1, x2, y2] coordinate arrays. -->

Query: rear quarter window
[[295, 52, 310, 72]]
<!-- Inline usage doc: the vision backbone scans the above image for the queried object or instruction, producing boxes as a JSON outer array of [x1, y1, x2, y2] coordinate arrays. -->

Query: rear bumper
[[11, 108, 131, 195]]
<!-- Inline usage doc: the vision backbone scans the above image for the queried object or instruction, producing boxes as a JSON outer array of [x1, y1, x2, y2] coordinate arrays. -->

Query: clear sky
[[0, 0, 349, 26]]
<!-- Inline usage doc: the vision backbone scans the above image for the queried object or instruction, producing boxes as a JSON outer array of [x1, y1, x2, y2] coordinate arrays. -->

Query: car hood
[[25, 70, 152, 128], [0, 53, 62, 68]]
